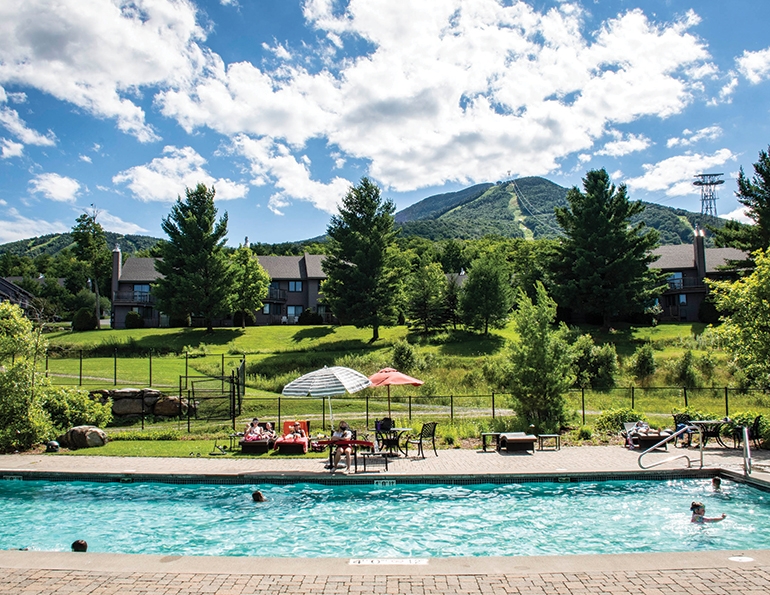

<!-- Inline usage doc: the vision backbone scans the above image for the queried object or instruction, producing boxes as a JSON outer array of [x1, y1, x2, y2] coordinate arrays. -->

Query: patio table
[[373, 427, 412, 457], [689, 419, 730, 448]]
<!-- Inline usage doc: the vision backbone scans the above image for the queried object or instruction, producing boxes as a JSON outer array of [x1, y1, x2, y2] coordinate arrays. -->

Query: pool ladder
[[638, 424, 753, 477]]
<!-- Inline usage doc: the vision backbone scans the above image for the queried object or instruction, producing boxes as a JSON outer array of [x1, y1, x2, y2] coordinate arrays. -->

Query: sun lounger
[[498, 432, 536, 453], [239, 421, 276, 454], [274, 420, 311, 454]]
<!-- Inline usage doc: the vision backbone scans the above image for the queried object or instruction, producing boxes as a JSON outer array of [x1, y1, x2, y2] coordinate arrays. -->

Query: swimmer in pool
[[690, 501, 725, 523]]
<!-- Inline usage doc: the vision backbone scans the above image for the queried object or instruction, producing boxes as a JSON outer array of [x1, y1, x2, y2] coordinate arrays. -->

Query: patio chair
[[732, 415, 763, 449], [405, 422, 438, 458]]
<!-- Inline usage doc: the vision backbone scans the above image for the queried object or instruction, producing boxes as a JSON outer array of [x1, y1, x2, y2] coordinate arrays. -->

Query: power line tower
[[693, 173, 724, 217]]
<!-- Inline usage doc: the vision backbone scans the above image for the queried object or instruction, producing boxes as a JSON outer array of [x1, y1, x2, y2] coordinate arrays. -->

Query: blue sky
[[1, 0, 770, 247]]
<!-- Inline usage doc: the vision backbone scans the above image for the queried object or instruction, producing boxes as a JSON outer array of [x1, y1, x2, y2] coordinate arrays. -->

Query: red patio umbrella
[[368, 368, 424, 418]]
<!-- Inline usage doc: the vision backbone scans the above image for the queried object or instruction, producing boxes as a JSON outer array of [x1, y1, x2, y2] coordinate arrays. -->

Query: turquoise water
[[1, 478, 767, 557]]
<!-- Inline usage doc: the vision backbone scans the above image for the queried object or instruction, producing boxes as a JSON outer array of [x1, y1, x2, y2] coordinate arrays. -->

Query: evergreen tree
[[322, 178, 401, 342], [231, 245, 270, 328], [711, 146, 770, 268], [550, 169, 665, 328], [507, 282, 574, 432], [71, 210, 110, 329], [154, 184, 235, 332], [407, 257, 446, 335], [459, 253, 513, 334]]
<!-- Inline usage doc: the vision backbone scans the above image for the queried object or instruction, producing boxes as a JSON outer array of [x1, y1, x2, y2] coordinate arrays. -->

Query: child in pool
[[690, 501, 726, 523]]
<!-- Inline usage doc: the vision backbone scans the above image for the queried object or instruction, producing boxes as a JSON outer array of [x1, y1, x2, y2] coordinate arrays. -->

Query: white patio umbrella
[[282, 366, 371, 429]]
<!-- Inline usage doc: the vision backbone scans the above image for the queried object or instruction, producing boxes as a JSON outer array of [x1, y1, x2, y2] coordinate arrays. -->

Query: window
[[133, 284, 150, 292], [289, 281, 303, 292], [269, 281, 280, 290], [287, 305, 302, 317], [262, 303, 270, 314], [132, 306, 153, 319], [678, 294, 687, 306], [667, 272, 683, 290]]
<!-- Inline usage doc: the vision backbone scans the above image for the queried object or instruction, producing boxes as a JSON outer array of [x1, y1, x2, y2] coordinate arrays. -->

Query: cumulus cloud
[[0, 207, 68, 242], [667, 125, 722, 148], [29, 172, 81, 202], [158, 1, 713, 193], [596, 133, 651, 157], [625, 148, 736, 196], [232, 134, 351, 214], [113, 145, 248, 202], [1, 137, 23, 158], [0, 0, 208, 142], [0, 106, 55, 146], [721, 206, 753, 225], [737, 47, 770, 84], [96, 209, 148, 235]]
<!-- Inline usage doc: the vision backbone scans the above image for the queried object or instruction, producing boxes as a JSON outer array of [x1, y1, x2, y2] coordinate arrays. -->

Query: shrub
[[630, 343, 656, 385], [71, 307, 98, 332], [124, 311, 144, 329], [298, 309, 324, 325], [109, 429, 182, 441], [572, 334, 618, 389], [576, 426, 593, 440], [41, 387, 113, 431], [594, 408, 646, 435], [666, 350, 699, 388], [392, 339, 417, 372]]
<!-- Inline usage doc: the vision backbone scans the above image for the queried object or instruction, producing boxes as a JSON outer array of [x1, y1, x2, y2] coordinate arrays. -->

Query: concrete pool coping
[[3, 445, 770, 594]]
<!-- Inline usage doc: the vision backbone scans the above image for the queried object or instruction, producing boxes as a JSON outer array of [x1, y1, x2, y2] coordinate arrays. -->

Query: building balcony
[[268, 288, 287, 302], [666, 277, 705, 291], [113, 291, 155, 305]]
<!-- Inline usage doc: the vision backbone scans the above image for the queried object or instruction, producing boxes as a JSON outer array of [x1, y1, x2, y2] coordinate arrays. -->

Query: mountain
[[0, 232, 161, 258], [395, 176, 726, 245]]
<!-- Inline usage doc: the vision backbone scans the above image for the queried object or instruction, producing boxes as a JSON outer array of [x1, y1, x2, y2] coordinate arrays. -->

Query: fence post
[[725, 386, 730, 418], [185, 353, 189, 389], [450, 394, 454, 421], [231, 371, 236, 431], [149, 350, 153, 387], [221, 353, 225, 393], [581, 388, 586, 426], [365, 394, 369, 430], [187, 389, 191, 433], [631, 386, 634, 410], [683, 387, 688, 408], [408, 396, 412, 420], [278, 395, 282, 433], [114, 348, 117, 386], [141, 392, 145, 430], [79, 350, 83, 386]]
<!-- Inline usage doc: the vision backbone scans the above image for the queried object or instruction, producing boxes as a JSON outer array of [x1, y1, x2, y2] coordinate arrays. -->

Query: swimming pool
[[1, 477, 767, 557]]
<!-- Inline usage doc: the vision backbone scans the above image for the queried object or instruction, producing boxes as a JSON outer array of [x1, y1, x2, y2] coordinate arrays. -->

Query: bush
[[575, 426, 593, 440], [41, 387, 113, 431], [594, 408, 646, 435], [666, 350, 699, 388], [630, 343, 656, 385], [572, 334, 619, 389], [298, 309, 324, 325], [124, 311, 144, 329], [72, 307, 98, 332], [392, 340, 417, 372], [109, 429, 181, 441]]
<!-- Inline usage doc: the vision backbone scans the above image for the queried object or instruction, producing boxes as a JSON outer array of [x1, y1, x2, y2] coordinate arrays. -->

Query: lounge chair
[[497, 432, 536, 453], [622, 421, 670, 450], [274, 420, 311, 454], [239, 421, 276, 454]]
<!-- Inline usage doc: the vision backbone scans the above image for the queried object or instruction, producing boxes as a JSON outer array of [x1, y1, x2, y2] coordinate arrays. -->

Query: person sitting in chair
[[331, 421, 353, 473], [286, 422, 305, 440], [243, 418, 263, 442], [262, 422, 276, 440]]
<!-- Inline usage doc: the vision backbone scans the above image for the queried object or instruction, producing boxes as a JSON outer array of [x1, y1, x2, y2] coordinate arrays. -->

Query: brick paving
[[2, 445, 770, 595]]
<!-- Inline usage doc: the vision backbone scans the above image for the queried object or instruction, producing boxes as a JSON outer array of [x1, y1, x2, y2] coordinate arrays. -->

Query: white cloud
[[232, 134, 351, 215], [721, 206, 752, 225], [96, 209, 148, 235], [737, 47, 770, 84], [0, 0, 208, 142], [113, 145, 248, 202], [28, 172, 81, 202], [79, 154, 92, 163], [158, 1, 713, 193], [625, 148, 736, 196], [596, 133, 651, 157], [0, 106, 55, 146], [1, 137, 23, 158], [0, 207, 68, 242], [666, 125, 722, 148]]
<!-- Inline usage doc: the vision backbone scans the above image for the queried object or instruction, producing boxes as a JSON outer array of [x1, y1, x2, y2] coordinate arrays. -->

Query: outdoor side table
[[538, 434, 560, 451]]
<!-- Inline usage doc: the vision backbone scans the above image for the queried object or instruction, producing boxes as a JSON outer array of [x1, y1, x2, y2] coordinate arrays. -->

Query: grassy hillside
[[0, 231, 161, 257]]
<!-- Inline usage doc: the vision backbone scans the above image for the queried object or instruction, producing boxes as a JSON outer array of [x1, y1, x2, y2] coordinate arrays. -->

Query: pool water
[[1, 478, 767, 557]]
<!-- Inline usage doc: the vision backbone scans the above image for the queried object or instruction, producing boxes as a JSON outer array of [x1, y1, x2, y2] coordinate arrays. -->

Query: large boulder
[[58, 426, 108, 450], [153, 396, 187, 417], [111, 397, 144, 416]]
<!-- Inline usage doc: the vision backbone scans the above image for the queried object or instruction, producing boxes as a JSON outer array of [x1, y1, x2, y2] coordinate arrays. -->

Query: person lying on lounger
[[286, 422, 305, 439], [243, 419, 263, 442]]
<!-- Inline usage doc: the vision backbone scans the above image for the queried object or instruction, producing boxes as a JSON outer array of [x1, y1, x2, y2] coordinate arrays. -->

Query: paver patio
[[2, 445, 769, 595]]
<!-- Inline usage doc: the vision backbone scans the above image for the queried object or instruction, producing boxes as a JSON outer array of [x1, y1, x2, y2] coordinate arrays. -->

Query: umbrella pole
[[329, 396, 334, 431], [388, 385, 391, 419]]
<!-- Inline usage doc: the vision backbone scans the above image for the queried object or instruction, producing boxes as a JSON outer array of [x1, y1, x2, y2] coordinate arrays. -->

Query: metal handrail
[[638, 426, 702, 470], [743, 425, 752, 475]]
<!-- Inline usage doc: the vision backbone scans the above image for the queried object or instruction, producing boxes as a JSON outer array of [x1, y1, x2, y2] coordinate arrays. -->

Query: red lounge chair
[[274, 420, 311, 455]]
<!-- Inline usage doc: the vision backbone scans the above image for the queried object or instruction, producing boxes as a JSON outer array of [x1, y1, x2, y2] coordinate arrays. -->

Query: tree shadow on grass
[[133, 328, 246, 351], [291, 327, 336, 343], [436, 330, 506, 356]]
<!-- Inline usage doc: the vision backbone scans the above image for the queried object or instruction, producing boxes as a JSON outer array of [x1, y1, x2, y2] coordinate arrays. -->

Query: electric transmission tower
[[693, 173, 724, 217]]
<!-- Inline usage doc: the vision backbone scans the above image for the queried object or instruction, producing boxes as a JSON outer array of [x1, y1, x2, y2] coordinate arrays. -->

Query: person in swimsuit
[[690, 501, 725, 523], [331, 421, 353, 473]]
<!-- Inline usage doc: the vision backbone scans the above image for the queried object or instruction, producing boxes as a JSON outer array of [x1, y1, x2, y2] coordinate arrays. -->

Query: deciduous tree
[[71, 209, 110, 329], [231, 245, 270, 328], [459, 253, 513, 334], [550, 169, 665, 328], [154, 184, 235, 332], [322, 178, 401, 341], [407, 257, 446, 335]]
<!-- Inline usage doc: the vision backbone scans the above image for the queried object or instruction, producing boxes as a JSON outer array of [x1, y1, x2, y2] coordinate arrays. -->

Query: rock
[[58, 426, 108, 449], [153, 396, 186, 417], [112, 397, 144, 416], [111, 388, 143, 400]]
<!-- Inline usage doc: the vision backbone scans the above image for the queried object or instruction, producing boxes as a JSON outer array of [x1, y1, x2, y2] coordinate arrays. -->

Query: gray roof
[[257, 253, 327, 280], [121, 257, 163, 282], [651, 245, 748, 273]]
